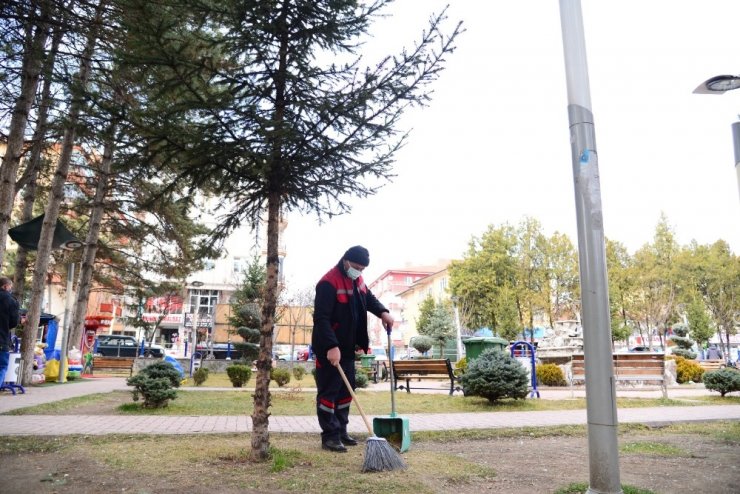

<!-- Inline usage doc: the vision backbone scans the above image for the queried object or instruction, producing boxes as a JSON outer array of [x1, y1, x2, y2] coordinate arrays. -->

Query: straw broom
[[335, 363, 407, 472]]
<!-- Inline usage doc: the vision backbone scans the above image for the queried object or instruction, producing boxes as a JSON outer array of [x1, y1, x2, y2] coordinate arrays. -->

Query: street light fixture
[[693, 73, 740, 201], [693, 74, 740, 94]]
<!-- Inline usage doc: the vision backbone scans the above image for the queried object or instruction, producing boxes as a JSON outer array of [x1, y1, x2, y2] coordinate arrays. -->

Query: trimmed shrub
[[674, 356, 704, 383], [355, 369, 369, 388], [703, 368, 740, 397], [410, 335, 434, 355], [226, 364, 252, 387], [292, 365, 306, 381], [271, 367, 291, 387], [193, 367, 209, 386], [460, 348, 529, 403], [455, 356, 467, 377], [536, 363, 566, 386], [126, 361, 181, 408]]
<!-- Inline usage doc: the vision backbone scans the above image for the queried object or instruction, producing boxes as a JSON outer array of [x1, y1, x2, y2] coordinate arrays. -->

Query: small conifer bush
[[193, 367, 209, 386], [460, 349, 529, 403], [702, 368, 740, 397], [536, 363, 566, 386], [226, 364, 252, 387], [355, 369, 369, 388], [292, 366, 306, 380], [126, 361, 181, 408], [270, 367, 291, 387]]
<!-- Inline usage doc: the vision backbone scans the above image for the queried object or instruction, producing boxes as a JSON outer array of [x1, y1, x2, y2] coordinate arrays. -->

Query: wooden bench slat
[[92, 357, 135, 376], [570, 353, 667, 397], [699, 360, 724, 371]]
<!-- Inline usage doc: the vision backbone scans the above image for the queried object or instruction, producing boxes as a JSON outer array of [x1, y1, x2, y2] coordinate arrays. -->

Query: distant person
[[312, 245, 394, 453], [0, 276, 20, 385], [706, 344, 722, 360]]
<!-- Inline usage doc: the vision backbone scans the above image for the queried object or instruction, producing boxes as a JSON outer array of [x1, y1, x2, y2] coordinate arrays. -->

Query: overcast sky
[[279, 1, 740, 292]]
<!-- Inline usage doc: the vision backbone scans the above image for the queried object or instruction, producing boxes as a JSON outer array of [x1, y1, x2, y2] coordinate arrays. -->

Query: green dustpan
[[372, 328, 411, 452]]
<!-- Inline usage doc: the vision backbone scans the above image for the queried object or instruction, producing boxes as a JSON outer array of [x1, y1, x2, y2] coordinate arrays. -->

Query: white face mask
[[346, 266, 362, 280]]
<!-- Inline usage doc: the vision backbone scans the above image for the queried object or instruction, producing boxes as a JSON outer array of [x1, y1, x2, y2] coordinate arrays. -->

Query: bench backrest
[[93, 356, 135, 365], [572, 353, 665, 378], [392, 359, 453, 375]]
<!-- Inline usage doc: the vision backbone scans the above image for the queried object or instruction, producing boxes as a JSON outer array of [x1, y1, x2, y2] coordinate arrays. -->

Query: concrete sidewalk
[[1, 377, 738, 436]]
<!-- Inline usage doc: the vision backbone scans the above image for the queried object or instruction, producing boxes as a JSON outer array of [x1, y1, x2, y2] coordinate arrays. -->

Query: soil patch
[[1, 428, 738, 493]]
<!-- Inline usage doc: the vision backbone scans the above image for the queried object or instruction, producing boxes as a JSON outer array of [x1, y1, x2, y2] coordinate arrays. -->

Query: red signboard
[[84, 315, 113, 331], [146, 294, 184, 313]]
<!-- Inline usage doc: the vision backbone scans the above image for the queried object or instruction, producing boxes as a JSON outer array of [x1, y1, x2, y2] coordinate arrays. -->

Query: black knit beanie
[[343, 245, 370, 266]]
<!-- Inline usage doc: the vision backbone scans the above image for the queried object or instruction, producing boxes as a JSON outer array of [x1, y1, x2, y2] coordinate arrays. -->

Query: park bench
[[391, 358, 462, 395], [571, 353, 667, 398], [698, 359, 725, 372], [92, 356, 135, 376]]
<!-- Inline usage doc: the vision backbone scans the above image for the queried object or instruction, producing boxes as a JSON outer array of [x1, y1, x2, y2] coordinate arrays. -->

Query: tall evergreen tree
[[123, 0, 462, 460], [416, 300, 455, 358]]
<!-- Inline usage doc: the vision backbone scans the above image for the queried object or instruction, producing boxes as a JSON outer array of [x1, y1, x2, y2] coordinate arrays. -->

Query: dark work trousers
[[315, 357, 355, 442]]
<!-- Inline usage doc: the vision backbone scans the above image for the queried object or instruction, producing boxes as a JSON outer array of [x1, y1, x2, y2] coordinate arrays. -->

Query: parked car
[[195, 343, 245, 360], [629, 346, 652, 352], [94, 335, 165, 358]]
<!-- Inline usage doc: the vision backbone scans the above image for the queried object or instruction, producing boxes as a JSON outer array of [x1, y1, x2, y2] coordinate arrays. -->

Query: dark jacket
[[312, 261, 388, 361], [0, 290, 20, 351]]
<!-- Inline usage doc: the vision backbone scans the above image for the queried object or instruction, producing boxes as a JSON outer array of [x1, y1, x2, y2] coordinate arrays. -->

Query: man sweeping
[[312, 245, 394, 453]]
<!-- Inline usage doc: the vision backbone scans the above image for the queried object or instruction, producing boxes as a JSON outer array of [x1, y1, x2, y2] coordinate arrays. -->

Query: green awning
[[8, 214, 82, 251]]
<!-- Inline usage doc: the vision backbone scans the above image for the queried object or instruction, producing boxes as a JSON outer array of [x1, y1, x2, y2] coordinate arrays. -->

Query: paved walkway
[[1, 378, 738, 436]]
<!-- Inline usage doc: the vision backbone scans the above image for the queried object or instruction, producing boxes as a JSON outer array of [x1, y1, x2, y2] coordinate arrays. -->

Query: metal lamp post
[[693, 74, 740, 201], [451, 296, 464, 360], [559, 2, 622, 493]]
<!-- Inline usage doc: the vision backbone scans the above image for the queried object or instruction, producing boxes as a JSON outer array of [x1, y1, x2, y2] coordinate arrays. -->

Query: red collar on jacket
[[321, 264, 367, 293]]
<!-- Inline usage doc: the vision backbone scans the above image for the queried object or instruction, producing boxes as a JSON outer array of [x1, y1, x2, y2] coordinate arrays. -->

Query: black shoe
[[322, 439, 347, 453], [340, 434, 358, 446]]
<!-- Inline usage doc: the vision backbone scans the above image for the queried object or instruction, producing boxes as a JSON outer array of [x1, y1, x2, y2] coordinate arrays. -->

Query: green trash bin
[[463, 337, 508, 362], [359, 354, 376, 369]]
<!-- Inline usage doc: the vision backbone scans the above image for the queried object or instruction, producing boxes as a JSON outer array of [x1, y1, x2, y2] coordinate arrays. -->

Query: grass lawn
[[6, 372, 739, 416]]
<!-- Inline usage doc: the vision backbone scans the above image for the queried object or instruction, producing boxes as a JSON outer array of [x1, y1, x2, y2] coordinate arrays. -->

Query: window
[[233, 257, 244, 273], [189, 289, 219, 315], [405, 276, 413, 285]]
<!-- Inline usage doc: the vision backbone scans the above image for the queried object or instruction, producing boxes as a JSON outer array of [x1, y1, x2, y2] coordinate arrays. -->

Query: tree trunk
[[19, 1, 105, 386], [251, 2, 289, 461], [13, 23, 62, 300], [250, 191, 281, 461], [67, 129, 114, 354], [0, 4, 51, 267]]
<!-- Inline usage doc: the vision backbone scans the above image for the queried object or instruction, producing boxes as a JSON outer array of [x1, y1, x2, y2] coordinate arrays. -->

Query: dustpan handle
[[386, 325, 397, 417]]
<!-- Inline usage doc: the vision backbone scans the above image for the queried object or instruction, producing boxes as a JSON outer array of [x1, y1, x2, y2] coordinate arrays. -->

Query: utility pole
[[559, 2, 622, 493]]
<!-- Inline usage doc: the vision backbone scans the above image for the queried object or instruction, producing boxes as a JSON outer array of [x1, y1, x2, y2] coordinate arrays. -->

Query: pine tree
[[669, 323, 696, 359], [113, 0, 462, 460], [228, 256, 266, 363]]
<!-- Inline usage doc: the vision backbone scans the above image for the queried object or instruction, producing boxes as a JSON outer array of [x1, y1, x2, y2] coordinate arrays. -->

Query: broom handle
[[335, 363, 375, 436], [387, 326, 397, 416]]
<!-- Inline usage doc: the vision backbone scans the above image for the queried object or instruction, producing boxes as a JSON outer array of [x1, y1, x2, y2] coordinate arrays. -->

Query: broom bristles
[[361, 436, 407, 473]]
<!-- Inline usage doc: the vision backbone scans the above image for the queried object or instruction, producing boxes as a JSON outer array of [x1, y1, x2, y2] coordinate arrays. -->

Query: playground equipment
[[510, 340, 540, 398]]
